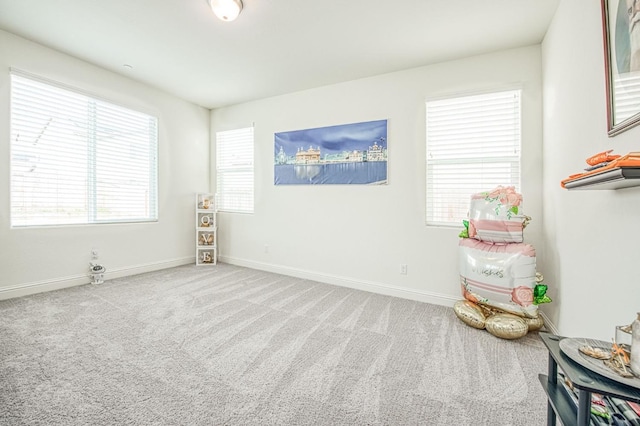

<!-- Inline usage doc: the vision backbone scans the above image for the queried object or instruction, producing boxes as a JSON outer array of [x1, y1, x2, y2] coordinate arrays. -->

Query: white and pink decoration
[[468, 186, 527, 243], [458, 238, 538, 318]]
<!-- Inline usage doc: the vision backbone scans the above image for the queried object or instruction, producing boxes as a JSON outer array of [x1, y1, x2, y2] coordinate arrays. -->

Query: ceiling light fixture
[[208, 0, 243, 22]]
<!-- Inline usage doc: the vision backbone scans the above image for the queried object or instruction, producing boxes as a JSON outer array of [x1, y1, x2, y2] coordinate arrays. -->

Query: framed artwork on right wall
[[601, 0, 640, 136]]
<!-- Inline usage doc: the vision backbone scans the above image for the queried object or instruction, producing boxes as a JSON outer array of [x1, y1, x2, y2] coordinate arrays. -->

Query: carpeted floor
[[0, 263, 549, 425]]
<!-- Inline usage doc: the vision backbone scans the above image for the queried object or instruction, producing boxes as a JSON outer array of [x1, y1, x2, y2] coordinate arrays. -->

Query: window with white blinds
[[426, 89, 521, 226], [216, 127, 254, 213], [10, 72, 158, 227]]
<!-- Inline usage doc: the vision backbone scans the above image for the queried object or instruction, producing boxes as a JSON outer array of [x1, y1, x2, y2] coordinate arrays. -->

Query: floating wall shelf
[[564, 167, 640, 190]]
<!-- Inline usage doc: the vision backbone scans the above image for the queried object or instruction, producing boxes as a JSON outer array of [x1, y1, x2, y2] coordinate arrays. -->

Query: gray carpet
[[0, 263, 549, 425]]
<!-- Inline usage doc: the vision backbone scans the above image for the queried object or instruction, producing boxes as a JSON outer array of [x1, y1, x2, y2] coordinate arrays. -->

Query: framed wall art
[[602, 0, 640, 136], [274, 119, 388, 185]]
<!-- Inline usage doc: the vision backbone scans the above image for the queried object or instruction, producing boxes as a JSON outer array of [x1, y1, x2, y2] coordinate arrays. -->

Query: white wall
[[5, 2, 630, 340], [542, 1, 640, 340], [0, 30, 210, 298], [211, 46, 544, 309]]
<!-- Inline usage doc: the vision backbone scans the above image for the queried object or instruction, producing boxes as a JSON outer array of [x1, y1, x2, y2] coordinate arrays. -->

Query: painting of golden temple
[[274, 119, 388, 185]]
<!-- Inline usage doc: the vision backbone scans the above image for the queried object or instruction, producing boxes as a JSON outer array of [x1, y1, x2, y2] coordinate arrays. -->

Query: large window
[[426, 89, 521, 226], [216, 127, 254, 213], [10, 72, 158, 227]]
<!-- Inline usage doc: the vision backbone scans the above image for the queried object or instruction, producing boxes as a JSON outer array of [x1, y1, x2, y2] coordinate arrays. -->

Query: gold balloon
[[525, 316, 545, 332], [453, 300, 486, 329], [485, 313, 528, 340]]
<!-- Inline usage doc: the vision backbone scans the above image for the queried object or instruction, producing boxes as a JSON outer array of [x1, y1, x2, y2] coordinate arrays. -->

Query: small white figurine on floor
[[89, 262, 106, 285]]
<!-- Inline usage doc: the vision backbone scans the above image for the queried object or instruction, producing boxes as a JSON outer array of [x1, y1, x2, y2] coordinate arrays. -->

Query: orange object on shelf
[[561, 152, 640, 188], [585, 149, 621, 166]]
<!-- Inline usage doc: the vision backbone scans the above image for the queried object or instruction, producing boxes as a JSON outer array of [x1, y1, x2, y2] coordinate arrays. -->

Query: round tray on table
[[559, 337, 640, 390]]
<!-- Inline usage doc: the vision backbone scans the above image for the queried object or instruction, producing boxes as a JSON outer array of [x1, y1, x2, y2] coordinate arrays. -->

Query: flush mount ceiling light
[[208, 0, 243, 22]]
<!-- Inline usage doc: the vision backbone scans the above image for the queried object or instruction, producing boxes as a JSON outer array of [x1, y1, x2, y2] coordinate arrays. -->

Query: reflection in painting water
[[276, 162, 387, 185], [295, 165, 321, 181]]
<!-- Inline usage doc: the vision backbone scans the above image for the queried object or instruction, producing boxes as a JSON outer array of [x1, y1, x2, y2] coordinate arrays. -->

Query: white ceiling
[[0, 0, 559, 109]]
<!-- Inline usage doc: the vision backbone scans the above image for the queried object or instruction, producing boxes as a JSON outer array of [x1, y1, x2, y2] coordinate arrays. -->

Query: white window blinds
[[10, 72, 158, 227], [426, 89, 521, 226], [216, 127, 254, 213], [613, 73, 640, 126]]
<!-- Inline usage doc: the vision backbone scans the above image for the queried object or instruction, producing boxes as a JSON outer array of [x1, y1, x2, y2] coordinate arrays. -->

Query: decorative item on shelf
[[561, 151, 640, 190], [605, 340, 634, 378], [558, 337, 640, 388], [200, 215, 211, 227], [616, 323, 632, 352], [89, 262, 106, 285], [200, 252, 213, 264], [586, 149, 621, 166], [579, 345, 611, 360], [576, 335, 635, 378], [631, 312, 640, 377]]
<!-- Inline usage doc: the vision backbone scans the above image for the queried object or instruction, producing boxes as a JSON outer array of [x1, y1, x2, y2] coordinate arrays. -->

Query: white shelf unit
[[195, 193, 217, 266]]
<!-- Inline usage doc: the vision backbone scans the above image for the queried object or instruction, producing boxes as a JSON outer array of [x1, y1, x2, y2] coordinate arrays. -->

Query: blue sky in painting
[[274, 119, 387, 156]]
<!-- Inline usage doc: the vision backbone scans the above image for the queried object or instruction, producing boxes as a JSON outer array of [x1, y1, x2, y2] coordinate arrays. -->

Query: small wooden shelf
[[564, 167, 640, 190]]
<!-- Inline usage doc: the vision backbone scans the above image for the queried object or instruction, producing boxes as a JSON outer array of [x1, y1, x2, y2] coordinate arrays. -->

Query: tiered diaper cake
[[454, 186, 551, 339]]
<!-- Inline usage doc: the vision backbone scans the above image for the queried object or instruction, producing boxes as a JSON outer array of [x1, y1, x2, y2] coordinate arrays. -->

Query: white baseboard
[[106, 256, 195, 280], [220, 256, 561, 334], [0, 256, 195, 301], [2, 253, 562, 335], [219, 255, 460, 308], [539, 311, 559, 335]]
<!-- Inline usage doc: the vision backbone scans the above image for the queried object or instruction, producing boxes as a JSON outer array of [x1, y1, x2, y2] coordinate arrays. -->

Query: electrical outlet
[[91, 248, 99, 260], [400, 264, 408, 275], [264, 244, 269, 254]]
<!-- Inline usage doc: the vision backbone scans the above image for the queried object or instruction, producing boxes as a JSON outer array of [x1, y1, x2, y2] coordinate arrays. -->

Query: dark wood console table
[[539, 332, 640, 425]]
